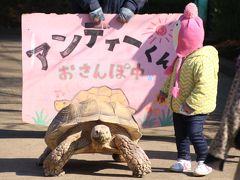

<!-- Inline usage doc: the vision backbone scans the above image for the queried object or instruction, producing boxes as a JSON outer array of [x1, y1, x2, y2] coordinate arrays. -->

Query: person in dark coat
[[69, 0, 147, 23]]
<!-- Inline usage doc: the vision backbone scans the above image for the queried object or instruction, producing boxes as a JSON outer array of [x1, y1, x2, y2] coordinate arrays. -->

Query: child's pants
[[173, 113, 208, 162]]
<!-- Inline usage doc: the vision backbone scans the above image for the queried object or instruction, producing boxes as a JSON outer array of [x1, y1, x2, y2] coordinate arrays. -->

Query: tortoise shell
[[45, 86, 141, 149]]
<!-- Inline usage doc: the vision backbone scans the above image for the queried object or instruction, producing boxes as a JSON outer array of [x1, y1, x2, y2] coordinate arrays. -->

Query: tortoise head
[[91, 124, 112, 145]]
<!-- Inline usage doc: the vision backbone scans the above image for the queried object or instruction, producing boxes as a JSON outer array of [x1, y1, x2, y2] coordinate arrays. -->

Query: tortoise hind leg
[[37, 147, 51, 166], [113, 134, 151, 177], [43, 132, 81, 176]]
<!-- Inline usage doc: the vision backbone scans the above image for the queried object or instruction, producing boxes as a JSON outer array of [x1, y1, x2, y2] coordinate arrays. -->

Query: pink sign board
[[22, 13, 181, 128]]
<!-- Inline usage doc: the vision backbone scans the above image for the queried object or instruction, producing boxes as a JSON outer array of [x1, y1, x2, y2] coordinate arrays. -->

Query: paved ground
[[0, 37, 239, 180]]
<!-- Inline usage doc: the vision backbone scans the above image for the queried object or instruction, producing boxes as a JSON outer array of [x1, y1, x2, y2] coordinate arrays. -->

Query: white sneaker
[[170, 159, 191, 172], [193, 162, 212, 176]]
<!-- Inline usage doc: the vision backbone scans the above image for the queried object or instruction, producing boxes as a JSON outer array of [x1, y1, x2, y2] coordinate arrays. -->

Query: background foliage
[[1, 0, 70, 29], [207, 0, 240, 59], [208, 0, 240, 41]]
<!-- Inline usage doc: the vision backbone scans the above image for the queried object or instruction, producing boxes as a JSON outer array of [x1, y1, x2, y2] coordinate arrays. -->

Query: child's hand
[[182, 103, 195, 114], [94, 21, 110, 29], [157, 92, 167, 104]]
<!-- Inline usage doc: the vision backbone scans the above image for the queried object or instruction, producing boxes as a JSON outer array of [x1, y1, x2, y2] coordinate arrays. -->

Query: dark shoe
[[204, 154, 225, 171]]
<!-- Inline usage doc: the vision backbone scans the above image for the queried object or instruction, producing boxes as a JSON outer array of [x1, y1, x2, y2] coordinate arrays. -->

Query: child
[[158, 3, 219, 176]]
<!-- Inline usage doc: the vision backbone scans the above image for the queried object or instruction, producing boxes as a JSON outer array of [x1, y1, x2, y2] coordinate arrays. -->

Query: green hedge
[[208, 0, 240, 41], [1, 0, 70, 29], [140, 0, 192, 13]]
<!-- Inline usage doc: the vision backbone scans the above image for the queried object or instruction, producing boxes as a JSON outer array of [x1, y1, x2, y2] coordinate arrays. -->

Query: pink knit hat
[[166, 3, 205, 74], [176, 3, 204, 57], [165, 3, 205, 98]]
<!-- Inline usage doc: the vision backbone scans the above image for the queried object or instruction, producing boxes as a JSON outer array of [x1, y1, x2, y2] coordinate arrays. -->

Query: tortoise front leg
[[37, 147, 51, 166], [43, 132, 81, 176], [113, 134, 151, 177]]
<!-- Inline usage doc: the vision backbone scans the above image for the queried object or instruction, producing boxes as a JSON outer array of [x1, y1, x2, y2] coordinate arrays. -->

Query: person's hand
[[89, 7, 105, 24], [157, 91, 167, 104], [182, 103, 194, 114], [89, 21, 110, 29], [117, 7, 134, 23]]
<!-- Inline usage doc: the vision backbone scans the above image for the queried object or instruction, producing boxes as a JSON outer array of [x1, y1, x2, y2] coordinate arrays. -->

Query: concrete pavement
[[0, 38, 239, 180]]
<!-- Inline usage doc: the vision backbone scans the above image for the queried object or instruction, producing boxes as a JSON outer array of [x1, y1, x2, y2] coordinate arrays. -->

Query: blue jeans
[[173, 113, 208, 162]]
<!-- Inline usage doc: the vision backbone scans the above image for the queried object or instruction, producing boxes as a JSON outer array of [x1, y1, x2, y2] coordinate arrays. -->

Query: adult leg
[[208, 71, 240, 159], [206, 69, 240, 170]]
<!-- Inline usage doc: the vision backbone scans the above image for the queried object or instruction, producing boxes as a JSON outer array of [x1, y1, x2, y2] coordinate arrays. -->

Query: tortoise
[[38, 86, 151, 177]]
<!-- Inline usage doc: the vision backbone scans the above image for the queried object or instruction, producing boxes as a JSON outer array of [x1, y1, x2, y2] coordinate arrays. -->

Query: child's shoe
[[193, 161, 212, 176], [170, 159, 191, 172]]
